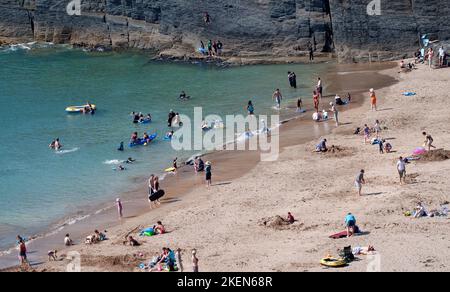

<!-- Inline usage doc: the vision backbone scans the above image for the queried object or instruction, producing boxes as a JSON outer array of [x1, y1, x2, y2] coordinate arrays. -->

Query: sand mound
[[324, 146, 354, 158], [81, 254, 144, 271], [419, 149, 450, 162], [259, 216, 294, 230]]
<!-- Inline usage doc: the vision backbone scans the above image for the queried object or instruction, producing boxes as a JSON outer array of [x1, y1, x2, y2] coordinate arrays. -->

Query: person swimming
[[49, 138, 62, 151], [125, 157, 136, 164], [130, 132, 138, 144], [165, 130, 174, 139], [179, 91, 190, 100]]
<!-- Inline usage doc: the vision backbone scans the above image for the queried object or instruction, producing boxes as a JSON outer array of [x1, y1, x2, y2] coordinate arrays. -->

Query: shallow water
[[0, 45, 331, 252]]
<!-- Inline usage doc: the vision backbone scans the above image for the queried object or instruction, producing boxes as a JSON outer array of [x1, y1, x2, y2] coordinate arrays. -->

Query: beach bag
[[339, 246, 355, 262]]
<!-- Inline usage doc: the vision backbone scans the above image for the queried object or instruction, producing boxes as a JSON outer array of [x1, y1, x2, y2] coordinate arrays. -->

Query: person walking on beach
[[313, 90, 320, 113], [427, 47, 434, 68], [272, 89, 283, 109], [397, 156, 407, 185], [374, 120, 382, 139], [116, 198, 123, 219], [363, 124, 370, 144], [217, 40, 223, 56], [205, 161, 212, 188], [18, 238, 28, 266], [192, 249, 199, 272], [355, 169, 366, 196], [423, 132, 436, 151], [176, 248, 183, 272], [438, 46, 446, 67], [330, 102, 339, 126], [369, 88, 377, 111]]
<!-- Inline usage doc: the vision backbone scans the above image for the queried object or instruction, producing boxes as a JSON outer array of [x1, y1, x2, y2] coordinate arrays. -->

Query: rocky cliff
[[330, 0, 450, 61], [0, 0, 449, 62]]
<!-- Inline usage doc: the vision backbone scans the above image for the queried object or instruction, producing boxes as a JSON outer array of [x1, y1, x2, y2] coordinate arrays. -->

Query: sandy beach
[[4, 61, 449, 272]]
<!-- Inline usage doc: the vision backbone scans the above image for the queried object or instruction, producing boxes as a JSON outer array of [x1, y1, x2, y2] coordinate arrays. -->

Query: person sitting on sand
[[315, 138, 328, 152], [334, 94, 346, 106], [95, 230, 107, 241], [127, 236, 140, 246], [154, 221, 166, 235], [384, 142, 392, 153], [287, 212, 295, 224], [64, 234, 73, 246], [194, 157, 205, 172], [345, 213, 357, 238], [413, 202, 427, 218]]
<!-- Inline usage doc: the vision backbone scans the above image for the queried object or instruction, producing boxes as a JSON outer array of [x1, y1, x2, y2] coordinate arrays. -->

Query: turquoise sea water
[[0, 45, 329, 251]]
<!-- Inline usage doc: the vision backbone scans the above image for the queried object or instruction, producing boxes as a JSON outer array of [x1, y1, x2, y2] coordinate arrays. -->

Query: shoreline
[[0, 41, 337, 67], [0, 61, 397, 271]]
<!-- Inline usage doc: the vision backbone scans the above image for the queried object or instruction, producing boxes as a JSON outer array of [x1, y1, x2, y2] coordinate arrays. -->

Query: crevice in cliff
[[324, 0, 334, 52], [26, 10, 35, 38]]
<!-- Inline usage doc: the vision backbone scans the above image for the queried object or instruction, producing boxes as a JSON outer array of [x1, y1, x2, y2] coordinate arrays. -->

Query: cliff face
[[0, 0, 449, 61], [330, 0, 450, 61], [0, 0, 333, 56]]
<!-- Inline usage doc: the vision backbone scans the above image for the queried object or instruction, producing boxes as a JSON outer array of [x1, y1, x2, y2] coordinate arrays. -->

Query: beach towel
[[329, 231, 351, 239], [413, 147, 426, 156], [402, 92, 416, 96]]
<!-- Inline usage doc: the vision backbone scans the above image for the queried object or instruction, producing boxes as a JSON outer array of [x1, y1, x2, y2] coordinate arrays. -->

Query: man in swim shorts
[[272, 89, 282, 109], [355, 169, 365, 196], [397, 156, 407, 185]]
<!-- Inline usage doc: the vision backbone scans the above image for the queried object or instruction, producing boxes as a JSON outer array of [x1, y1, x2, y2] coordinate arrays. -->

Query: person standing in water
[[272, 89, 283, 109], [296, 98, 303, 112], [18, 238, 28, 266], [247, 101, 255, 115], [313, 90, 320, 113], [205, 161, 212, 188], [317, 77, 323, 98], [116, 198, 123, 219]]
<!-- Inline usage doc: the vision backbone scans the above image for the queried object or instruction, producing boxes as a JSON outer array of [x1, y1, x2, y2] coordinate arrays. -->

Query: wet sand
[[0, 62, 397, 270]]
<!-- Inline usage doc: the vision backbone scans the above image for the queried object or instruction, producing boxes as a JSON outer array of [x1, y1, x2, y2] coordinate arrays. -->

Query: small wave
[[103, 159, 122, 165], [56, 147, 79, 154]]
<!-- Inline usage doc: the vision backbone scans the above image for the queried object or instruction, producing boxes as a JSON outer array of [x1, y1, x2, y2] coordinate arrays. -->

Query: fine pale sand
[[21, 63, 450, 272]]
